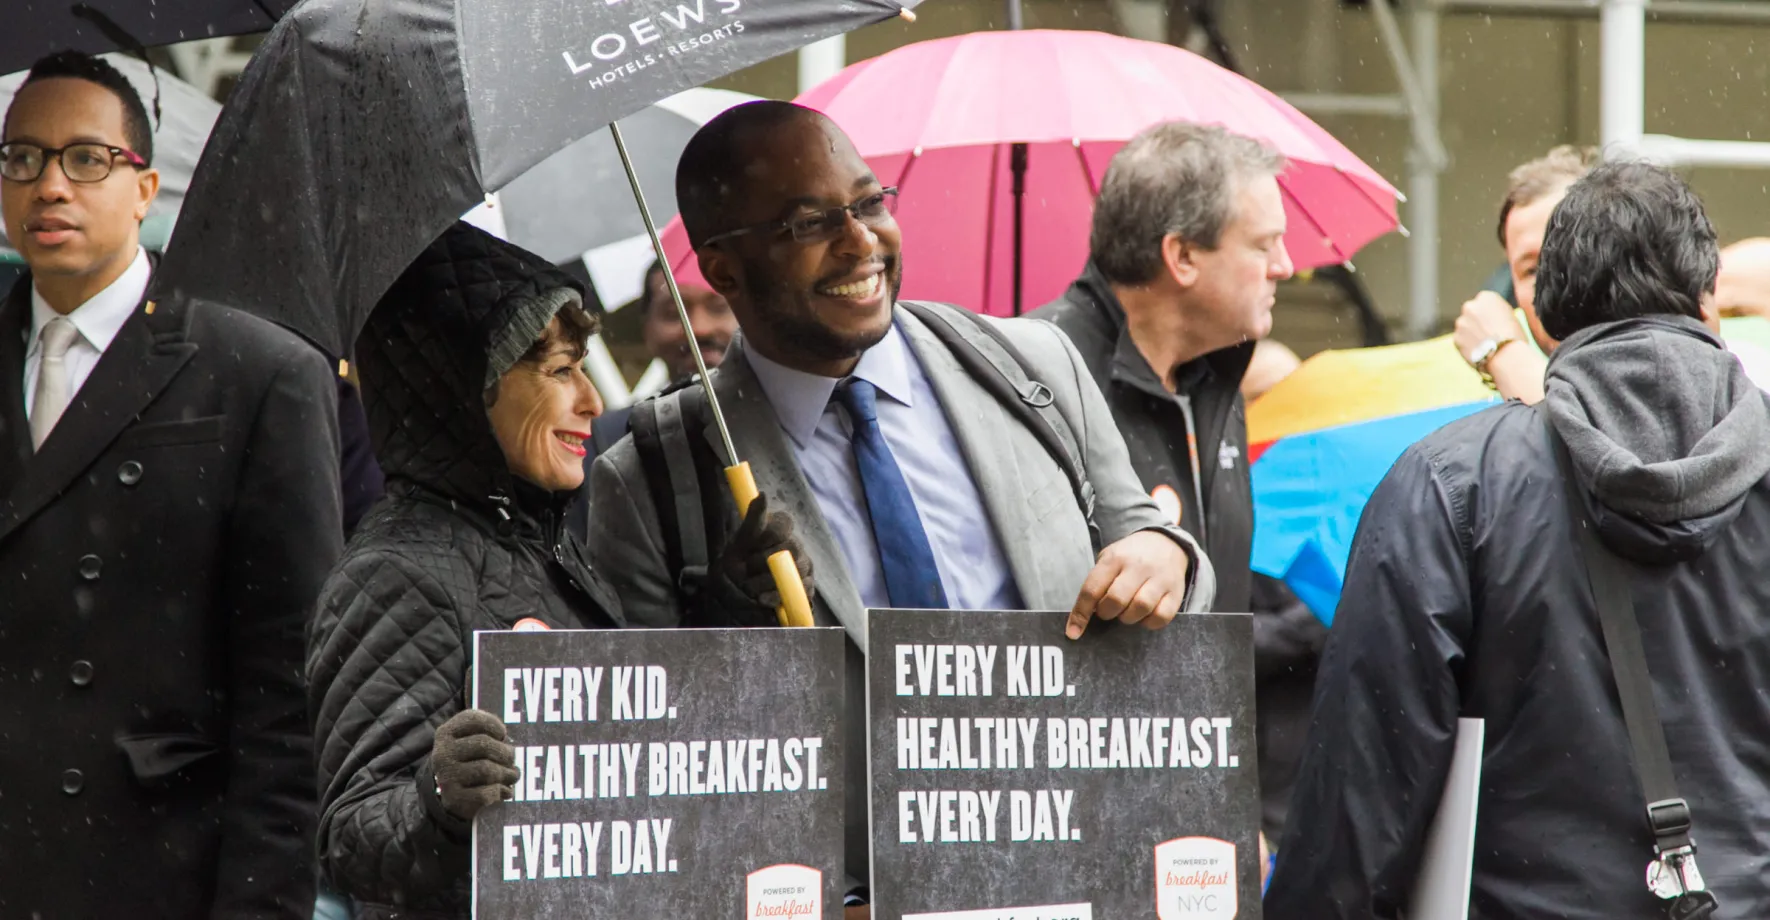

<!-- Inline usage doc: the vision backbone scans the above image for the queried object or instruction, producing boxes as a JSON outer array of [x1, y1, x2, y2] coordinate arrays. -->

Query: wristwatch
[[1468, 336, 1518, 390]]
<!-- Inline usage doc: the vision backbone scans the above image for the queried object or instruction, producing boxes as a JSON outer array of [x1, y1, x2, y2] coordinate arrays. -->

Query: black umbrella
[[152, 0, 916, 359], [1, 1, 298, 76], [155, 0, 920, 627]]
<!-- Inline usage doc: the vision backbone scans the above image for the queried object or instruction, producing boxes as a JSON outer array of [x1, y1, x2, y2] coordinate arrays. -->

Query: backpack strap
[[898, 300, 1102, 553], [1542, 408, 1717, 919], [628, 385, 715, 598]]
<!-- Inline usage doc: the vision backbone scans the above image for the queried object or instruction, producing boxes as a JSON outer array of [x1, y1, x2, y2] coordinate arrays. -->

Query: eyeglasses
[[703, 188, 898, 248], [0, 142, 148, 184]]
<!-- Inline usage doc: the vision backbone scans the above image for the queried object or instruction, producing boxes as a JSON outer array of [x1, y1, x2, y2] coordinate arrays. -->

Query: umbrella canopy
[[0, 0, 297, 76], [1247, 337, 1495, 625], [499, 86, 760, 264], [1248, 314, 1770, 624], [659, 30, 1398, 315], [0, 54, 220, 254], [152, 0, 918, 358]]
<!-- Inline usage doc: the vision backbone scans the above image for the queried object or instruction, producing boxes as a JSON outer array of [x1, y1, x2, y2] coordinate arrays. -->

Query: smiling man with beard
[[588, 101, 1215, 917]]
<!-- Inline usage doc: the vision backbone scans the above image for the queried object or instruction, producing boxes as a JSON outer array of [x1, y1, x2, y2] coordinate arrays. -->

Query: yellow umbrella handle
[[724, 462, 816, 628]]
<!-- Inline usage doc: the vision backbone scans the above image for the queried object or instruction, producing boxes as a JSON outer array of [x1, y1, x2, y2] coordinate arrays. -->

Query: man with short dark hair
[[1266, 162, 1770, 917], [1032, 121, 1291, 619], [0, 50, 339, 917], [590, 101, 1215, 917]]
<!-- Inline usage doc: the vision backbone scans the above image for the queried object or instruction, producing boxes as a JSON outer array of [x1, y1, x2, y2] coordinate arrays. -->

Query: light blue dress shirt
[[745, 322, 1023, 612]]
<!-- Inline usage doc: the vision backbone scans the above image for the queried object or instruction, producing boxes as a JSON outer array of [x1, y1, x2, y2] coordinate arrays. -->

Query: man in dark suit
[[0, 51, 341, 918]]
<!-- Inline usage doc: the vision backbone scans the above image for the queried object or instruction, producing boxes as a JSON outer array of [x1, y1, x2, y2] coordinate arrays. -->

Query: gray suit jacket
[[587, 303, 1217, 894], [588, 302, 1217, 644]]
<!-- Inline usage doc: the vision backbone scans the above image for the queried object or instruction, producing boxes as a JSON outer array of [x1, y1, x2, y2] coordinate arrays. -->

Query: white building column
[[1600, 0, 1648, 152]]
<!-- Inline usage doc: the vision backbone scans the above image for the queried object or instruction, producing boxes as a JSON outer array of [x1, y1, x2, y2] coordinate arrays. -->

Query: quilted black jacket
[[308, 224, 623, 919]]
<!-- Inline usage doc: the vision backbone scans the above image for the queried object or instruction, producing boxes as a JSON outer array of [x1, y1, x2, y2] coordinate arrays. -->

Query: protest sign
[[867, 610, 1259, 920], [472, 627, 847, 919]]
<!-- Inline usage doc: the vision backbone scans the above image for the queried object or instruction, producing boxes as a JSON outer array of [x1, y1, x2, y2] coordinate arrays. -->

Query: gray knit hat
[[483, 285, 584, 390]]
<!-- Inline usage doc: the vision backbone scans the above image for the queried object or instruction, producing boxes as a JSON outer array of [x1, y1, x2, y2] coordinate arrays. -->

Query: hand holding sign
[[1067, 531, 1192, 639], [867, 609, 1259, 919], [472, 627, 845, 917], [431, 709, 521, 821]]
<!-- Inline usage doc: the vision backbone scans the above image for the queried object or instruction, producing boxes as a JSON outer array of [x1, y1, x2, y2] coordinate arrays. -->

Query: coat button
[[69, 660, 94, 687], [61, 768, 84, 795], [77, 555, 102, 581], [117, 460, 143, 486]]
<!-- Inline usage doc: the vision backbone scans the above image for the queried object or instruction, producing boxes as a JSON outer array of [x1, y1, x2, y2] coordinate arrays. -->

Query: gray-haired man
[[1030, 121, 1299, 841], [1032, 120, 1290, 620]]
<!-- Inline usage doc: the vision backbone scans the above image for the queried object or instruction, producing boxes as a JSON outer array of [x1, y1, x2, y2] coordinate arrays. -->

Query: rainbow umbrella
[[1252, 314, 1770, 624], [1248, 337, 1496, 624]]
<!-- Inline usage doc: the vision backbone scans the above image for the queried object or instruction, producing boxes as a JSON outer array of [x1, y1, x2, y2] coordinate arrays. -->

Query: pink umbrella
[[660, 29, 1399, 317]]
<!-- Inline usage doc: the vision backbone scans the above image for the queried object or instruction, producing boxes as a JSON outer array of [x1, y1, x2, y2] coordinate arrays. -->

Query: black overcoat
[[0, 274, 342, 918]]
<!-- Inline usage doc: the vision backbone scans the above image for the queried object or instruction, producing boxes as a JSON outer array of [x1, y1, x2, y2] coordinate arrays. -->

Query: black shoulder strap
[[1544, 416, 1717, 918], [628, 385, 718, 597], [898, 300, 1101, 553]]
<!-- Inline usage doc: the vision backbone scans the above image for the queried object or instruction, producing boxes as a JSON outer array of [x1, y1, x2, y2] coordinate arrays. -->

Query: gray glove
[[429, 708, 520, 822]]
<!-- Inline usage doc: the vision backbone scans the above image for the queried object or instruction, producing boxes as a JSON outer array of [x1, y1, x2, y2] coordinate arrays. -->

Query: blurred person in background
[[591, 259, 737, 456], [636, 258, 738, 386], [1712, 238, 1770, 387], [1714, 237, 1770, 319], [1031, 121, 1293, 619], [1269, 162, 1770, 919], [1240, 336, 1300, 402], [1452, 145, 1598, 404], [1454, 147, 1769, 398], [576, 259, 735, 530]]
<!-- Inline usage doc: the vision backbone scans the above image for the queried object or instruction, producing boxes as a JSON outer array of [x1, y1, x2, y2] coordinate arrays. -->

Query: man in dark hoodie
[[1266, 163, 1770, 918]]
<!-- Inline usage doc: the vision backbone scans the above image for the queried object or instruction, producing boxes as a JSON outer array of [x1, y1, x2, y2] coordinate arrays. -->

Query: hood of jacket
[[357, 221, 586, 521], [1543, 314, 1770, 561]]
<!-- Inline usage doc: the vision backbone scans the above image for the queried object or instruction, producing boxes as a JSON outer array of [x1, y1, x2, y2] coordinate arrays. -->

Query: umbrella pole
[[607, 121, 815, 629], [1005, 0, 1026, 315], [1010, 142, 1027, 316]]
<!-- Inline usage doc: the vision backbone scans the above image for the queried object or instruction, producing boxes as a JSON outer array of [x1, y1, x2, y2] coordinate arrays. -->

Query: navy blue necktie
[[837, 380, 949, 609]]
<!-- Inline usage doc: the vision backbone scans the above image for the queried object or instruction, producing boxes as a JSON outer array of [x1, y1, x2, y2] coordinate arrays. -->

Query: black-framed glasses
[[0, 142, 148, 184], [703, 187, 898, 248]]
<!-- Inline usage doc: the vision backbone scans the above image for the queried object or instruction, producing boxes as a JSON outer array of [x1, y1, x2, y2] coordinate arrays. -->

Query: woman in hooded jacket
[[307, 223, 807, 918]]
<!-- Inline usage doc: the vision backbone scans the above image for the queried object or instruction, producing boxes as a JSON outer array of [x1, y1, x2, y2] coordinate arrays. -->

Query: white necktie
[[31, 317, 82, 450]]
